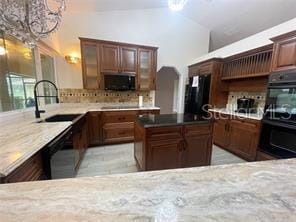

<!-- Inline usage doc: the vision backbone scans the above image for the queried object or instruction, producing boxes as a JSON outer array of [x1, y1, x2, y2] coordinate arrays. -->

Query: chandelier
[[0, 0, 65, 48], [168, 0, 188, 11]]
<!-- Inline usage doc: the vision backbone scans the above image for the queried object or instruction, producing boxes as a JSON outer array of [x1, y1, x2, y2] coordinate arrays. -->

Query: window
[[40, 52, 56, 105], [0, 32, 57, 112], [0, 32, 37, 112]]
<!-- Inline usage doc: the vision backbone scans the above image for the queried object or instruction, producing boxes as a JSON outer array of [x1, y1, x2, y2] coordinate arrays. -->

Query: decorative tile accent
[[59, 89, 152, 105], [227, 91, 266, 110]]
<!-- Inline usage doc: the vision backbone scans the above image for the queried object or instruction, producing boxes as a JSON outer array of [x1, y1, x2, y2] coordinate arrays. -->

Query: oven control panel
[[269, 71, 296, 84]]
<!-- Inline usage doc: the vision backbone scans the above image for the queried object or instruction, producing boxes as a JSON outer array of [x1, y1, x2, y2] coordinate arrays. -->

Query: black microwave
[[104, 74, 135, 91]]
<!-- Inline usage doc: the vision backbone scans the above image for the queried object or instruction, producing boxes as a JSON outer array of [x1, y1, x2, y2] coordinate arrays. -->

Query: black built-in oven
[[259, 71, 296, 158]]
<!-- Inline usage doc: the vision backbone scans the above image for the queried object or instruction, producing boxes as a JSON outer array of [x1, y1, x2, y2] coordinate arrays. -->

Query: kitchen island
[[134, 114, 213, 171], [0, 159, 295, 221]]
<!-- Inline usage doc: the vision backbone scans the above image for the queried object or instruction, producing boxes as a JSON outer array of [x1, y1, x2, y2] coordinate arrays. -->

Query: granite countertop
[[0, 104, 160, 178], [209, 108, 263, 120], [137, 113, 212, 128], [0, 158, 295, 221]]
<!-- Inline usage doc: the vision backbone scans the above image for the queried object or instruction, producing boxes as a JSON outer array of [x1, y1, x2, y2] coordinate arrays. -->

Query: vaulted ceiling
[[66, 0, 296, 51]]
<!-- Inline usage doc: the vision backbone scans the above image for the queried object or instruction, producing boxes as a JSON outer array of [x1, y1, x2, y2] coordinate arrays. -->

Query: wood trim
[[270, 30, 296, 42], [223, 44, 273, 62], [79, 37, 158, 50]]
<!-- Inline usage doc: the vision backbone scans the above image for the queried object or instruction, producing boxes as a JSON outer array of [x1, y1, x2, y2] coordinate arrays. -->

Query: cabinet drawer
[[185, 124, 212, 137], [230, 119, 260, 130], [103, 123, 134, 142], [139, 109, 160, 115], [102, 111, 138, 123], [148, 126, 183, 140], [4, 152, 44, 183]]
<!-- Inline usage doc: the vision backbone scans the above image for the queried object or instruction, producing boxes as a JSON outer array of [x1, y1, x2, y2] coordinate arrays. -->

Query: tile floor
[[76, 143, 246, 178]]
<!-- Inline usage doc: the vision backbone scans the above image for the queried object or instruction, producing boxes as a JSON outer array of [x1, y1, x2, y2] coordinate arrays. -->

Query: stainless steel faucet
[[34, 80, 59, 118]]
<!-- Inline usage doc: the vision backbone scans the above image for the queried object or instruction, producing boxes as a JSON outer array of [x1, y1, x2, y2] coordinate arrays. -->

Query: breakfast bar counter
[[0, 158, 295, 222]]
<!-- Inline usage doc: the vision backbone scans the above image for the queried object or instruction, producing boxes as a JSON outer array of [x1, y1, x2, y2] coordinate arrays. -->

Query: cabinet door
[[100, 44, 120, 73], [272, 39, 296, 72], [213, 118, 230, 148], [138, 48, 156, 90], [88, 112, 101, 145], [229, 119, 260, 161], [183, 134, 212, 167], [147, 139, 183, 170], [81, 42, 100, 89], [120, 47, 137, 74]]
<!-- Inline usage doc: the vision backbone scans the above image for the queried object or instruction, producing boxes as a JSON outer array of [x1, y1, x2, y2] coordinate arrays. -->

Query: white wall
[[54, 8, 210, 112], [192, 18, 296, 64]]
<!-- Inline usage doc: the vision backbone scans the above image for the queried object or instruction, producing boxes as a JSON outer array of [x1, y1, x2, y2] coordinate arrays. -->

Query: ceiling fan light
[[168, 0, 188, 11]]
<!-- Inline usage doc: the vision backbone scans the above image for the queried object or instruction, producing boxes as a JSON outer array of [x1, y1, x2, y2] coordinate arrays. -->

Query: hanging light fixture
[[168, 0, 188, 11], [0, 0, 65, 48]]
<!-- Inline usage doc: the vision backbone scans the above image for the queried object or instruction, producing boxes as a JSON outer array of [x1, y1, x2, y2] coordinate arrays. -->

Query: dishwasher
[[43, 126, 76, 179]]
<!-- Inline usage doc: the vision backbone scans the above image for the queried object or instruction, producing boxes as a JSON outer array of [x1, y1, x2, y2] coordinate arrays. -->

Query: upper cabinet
[[120, 46, 137, 74], [221, 44, 273, 80], [100, 44, 120, 73], [80, 38, 158, 90], [138, 48, 157, 90], [81, 41, 100, 89], [271, 31, 296, 72]]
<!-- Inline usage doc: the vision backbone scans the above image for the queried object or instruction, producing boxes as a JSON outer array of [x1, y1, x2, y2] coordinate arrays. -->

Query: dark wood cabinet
[[188, 59, 228, 108], [212, 112, 261, 161], [120, 46, 137, 74], [100, 109, 160, 145], [88, 112, 101, 145], [228, 119, 260, 161], [80, 38, 158, 90], [138, 48, 157, 90], [73, 116, 88, 169], [213, 116, 230, 148], [271, 31, 296, 72], [135, 122, 213, 171], [1, 152, 45, 184], [100, 44, 120, 73], [81, 41, 101, 89], [221, 45, 273, 80], [147, 138, 183, 170], [256, 151, 276, 161]]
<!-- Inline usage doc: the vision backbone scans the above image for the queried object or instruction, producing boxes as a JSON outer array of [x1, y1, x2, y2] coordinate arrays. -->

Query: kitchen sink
[[37, 114, 83, 123]]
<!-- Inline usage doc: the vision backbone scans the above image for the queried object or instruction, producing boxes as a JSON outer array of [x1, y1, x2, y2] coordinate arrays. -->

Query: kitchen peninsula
[[0, 159, 295, 221], [135, 114, 213, 171]]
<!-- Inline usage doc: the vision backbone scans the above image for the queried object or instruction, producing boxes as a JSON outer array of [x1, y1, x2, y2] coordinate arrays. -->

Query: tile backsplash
[[227, 91, 266, 110], [59, 89, 153, 105]]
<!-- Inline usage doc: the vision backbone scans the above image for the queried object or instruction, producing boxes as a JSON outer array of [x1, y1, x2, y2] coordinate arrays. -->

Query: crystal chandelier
[[168, 0, 188, 11], [0, 0, 65, 48]]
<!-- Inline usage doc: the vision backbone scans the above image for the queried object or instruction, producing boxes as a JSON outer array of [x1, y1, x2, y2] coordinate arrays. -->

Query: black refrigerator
[[184, 75, 211, 115]]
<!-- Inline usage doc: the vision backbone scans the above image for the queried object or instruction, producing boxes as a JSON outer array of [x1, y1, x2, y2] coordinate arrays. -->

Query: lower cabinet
[[213, 113, 261, 161], [87, 112, 101, 145], [147, 138, 183, 170], [73, 115, 88, 169], [1, 152, 45, 184], [136, 122, 213, 171], [100, 109, 160, 145], [183, 134, 212, 168], [103, 122, 134, 144], [213, 116, 230, 148], [256, 151, 276, 161]]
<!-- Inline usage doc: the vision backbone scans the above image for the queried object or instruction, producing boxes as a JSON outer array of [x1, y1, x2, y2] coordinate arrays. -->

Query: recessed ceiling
[[65, 0, 296, 51]]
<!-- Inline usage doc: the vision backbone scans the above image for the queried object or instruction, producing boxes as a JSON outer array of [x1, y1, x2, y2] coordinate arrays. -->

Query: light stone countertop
[[0, 104, 160, 178], [209, 108, 263, 120], [0, 158, 295, 221]]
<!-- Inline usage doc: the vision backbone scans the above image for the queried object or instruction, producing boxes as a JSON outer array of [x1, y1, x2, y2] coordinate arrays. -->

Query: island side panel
[[134, 121, 146, 171]]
